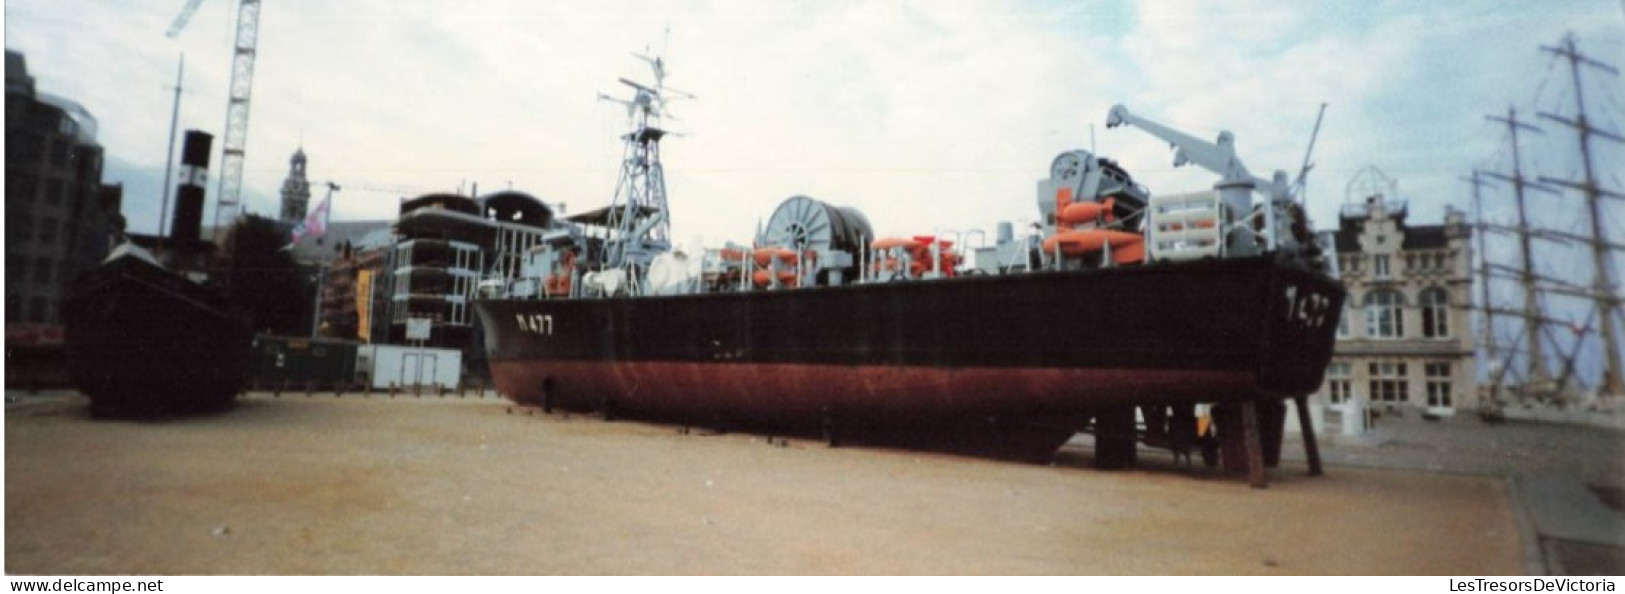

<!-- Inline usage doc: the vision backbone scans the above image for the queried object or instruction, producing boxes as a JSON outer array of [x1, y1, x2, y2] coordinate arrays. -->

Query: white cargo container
[[357, 344, 462, 390]]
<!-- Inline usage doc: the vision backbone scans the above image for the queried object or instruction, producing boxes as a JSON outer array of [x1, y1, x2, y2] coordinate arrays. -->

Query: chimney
[[170, 130, 212, 246]]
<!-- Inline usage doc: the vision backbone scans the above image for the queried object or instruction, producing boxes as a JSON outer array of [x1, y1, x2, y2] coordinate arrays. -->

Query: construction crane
[[166, 0, 263, 237]]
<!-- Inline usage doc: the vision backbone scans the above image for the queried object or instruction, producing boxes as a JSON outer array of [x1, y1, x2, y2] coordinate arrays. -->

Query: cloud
[[8, 0, 1622, 246]]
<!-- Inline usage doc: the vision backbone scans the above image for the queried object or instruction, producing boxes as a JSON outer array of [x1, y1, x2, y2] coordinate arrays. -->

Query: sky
[[2, 0, 1617, 238], [6, 0, 1625, 381]]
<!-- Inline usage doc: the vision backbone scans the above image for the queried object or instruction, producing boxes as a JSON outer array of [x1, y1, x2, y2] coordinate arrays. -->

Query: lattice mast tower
[[598, 46, 694, 269]]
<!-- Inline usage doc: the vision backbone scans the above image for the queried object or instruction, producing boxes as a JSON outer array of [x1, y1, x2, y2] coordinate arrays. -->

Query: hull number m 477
[[516, 314, 554, 336], [1284, 285, 1332, 330]]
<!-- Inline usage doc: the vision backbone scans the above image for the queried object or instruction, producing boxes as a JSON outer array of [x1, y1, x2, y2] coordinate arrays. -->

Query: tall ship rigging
[[1468, 33, 1623, 416]]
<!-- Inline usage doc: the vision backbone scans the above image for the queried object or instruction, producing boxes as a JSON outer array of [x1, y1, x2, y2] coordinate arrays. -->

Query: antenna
[[1292, 103, 1328, 208], [159, 53, 185, 238]]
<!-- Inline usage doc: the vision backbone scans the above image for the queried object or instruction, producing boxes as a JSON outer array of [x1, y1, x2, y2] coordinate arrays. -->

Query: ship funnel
[[170, 130, 213, 246]]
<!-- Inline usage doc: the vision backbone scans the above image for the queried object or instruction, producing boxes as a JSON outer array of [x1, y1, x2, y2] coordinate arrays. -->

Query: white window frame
[[1420, 287, 1450, 339], [1364, 289, 1405, 339]]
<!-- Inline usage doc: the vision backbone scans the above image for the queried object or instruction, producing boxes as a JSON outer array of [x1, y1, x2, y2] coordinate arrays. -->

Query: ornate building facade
[[1316, 195, 1478, 417]]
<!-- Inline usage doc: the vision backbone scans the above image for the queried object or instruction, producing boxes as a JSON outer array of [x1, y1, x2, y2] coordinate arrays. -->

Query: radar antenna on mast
[[595, 37, 695, 286]]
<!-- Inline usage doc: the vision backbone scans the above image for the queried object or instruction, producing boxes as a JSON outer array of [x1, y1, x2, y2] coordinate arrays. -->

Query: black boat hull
[[62, 253, 253, 416], [476, 257, 1345, 455]]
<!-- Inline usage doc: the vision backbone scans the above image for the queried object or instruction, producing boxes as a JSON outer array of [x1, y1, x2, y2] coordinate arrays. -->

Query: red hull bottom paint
[[488, 360, 1258, 461]]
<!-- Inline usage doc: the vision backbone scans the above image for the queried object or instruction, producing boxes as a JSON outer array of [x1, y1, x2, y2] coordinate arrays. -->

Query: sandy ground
[[6, 391, 1528, 575]]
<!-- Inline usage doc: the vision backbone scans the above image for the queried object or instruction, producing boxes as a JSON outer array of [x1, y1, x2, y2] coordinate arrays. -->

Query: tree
[[217, 214, 311, 335]]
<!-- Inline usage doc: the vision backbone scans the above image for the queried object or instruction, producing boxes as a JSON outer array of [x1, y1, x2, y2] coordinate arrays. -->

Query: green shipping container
[[253, 335, 360, 389]]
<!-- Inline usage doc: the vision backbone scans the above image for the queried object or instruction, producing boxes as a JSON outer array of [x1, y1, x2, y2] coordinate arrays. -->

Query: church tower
[[279, 147, 311, 222]]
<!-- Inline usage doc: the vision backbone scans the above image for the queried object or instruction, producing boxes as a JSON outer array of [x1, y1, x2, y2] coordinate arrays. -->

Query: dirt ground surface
[[4, 391, 1540, 575]]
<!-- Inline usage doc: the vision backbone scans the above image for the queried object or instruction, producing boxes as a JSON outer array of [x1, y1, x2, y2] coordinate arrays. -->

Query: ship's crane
[[1106, 104, 1302, 258], [166, 0, 263, 237]]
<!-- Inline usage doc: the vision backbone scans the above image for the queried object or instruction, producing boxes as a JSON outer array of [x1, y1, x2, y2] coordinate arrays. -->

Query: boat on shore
[[62, 243, 252, 417], [61, 130, 253, 417], [479, 254, 1342, 461], [474, 52, 1345, 475]]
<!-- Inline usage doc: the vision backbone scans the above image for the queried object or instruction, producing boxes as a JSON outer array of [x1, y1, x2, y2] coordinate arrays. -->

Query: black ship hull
[[62, 250, 253, 417], [476, 256, 1345, 459]]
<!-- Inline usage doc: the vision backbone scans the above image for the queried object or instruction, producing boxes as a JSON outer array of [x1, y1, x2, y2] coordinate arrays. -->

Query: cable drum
[[758, 195, 873, 284]]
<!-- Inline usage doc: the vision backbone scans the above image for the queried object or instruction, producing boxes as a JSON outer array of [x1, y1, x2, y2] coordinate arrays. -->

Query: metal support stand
[[1241, 400, 1267, 489], [1294, 395, 1323, 476]]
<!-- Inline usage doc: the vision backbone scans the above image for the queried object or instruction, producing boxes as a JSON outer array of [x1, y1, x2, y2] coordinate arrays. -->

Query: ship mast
[[1534, 34, 1625, 398], [1464, 171, 1505, 411], [1483, 107, 1556, 389], [599, 46, 691, 276]]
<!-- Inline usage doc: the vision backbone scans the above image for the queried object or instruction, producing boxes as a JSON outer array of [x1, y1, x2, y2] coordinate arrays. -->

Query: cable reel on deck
[[753, 195, 873, 288]]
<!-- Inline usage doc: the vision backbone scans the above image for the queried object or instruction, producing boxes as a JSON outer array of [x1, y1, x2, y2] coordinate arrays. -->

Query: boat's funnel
[[170, 130, 212, 247]]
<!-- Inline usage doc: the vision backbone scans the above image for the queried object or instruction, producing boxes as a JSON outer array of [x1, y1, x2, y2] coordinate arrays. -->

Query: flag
[[289, 194, 331, 246]]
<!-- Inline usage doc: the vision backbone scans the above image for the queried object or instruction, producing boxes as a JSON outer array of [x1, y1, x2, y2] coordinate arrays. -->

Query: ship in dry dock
[[473, 52, 1346, 481]]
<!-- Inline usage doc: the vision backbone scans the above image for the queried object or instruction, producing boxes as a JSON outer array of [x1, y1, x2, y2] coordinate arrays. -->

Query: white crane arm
[[165, 0, 207, 38], [1106, 104, 1254, 184]]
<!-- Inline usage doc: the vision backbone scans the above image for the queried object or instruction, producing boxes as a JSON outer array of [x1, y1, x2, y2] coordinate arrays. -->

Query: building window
[[1326, 361, 1353, 404], [33, 257, 53, 283], [1421, 287, 1450, 338], [46, 179, 64, 205], [1425, 362, 1452, 408], [1364, 289, 1405, 338], [28, 297, 47, 323], [1369, 361, 1409, 403], [1337, 304, 1352, 338], [16, 173, 39, 203], [7, 255, 27, 283], [12, 131, 45, 162], [8, 214, 33, 244], [39, 217, 58, 246], [50, 138, 70, 166], [1373, 254, 1391, 278]]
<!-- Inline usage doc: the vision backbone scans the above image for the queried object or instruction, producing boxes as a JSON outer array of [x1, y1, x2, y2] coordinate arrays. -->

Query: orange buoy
[[1058, 198, 1117, 226], [1041, 229, 1144, 257], [752, 247, 799, 266], [752, 269, 799, 287], [870, 237, 921, 250], [1110, 241, 1146, 265], [545, 275, 572, 296]]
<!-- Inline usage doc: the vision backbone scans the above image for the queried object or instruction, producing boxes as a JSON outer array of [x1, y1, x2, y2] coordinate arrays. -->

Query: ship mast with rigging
[[1472, 33, 1624, 407], [1534, 34, 1624, 399]]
